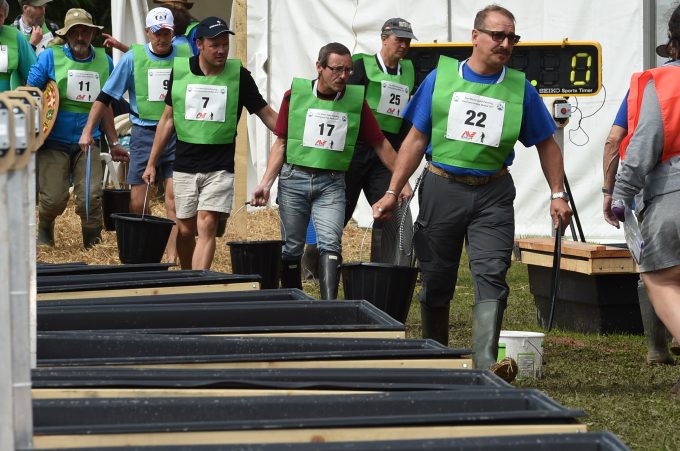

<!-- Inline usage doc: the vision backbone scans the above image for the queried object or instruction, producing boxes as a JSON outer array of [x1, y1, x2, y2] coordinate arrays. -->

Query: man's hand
[[250, 183, 270, 207], [399, 182, 414, 204], [78, 131, 93, 153], [102, 33, 129, 53], [142, 165, 156, 186], [372, 193, 398, 222], [111, 144, 130, 163], [29, 26, 43, 47], [602, 193, 620, 228], [550, 198, 573, 233]]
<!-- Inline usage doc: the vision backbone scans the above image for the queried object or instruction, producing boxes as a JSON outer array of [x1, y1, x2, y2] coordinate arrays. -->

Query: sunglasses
[[477, 28, 521, 44], [326, 66, 354, 76]]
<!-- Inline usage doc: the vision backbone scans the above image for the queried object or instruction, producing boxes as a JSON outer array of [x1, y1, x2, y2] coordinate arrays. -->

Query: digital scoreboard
[[406, 41, 602, 97]]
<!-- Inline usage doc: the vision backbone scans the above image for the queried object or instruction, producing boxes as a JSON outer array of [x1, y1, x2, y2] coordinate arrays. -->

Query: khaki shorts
[[173, 170, 234, 219]]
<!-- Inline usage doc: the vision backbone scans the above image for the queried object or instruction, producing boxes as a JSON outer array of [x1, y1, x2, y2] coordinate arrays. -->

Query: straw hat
[[55, 8, 104, 37]]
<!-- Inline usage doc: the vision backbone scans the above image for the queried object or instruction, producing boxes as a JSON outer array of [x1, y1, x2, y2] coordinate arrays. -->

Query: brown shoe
[[671, 337, 680, 356], [490, 357, 518, 383]]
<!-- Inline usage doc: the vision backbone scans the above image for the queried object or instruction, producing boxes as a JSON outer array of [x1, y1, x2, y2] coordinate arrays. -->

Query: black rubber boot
[[318, 252, 341, 300], [472, 299, 517, 383], [301, 244, 319, 280], [38, 219, 55, 246], [280, 258, 302, 289], [420, 303, 449, 346], [638, 281, 673, 365], [82, 226, 102, 249]]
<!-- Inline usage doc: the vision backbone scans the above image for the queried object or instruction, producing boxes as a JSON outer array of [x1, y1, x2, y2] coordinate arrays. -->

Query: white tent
[[113, 0, 675, 241]]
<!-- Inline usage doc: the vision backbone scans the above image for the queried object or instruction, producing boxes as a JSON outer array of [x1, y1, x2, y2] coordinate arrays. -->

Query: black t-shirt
[[349, 56, 412, 151], [165, 56, 268, 173]]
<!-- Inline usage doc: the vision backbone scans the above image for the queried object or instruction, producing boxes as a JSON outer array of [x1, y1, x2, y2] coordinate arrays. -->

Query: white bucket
[[498, 330, 545, 379]]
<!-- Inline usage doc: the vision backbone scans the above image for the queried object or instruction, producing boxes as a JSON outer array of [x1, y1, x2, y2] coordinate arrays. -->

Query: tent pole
[[233, 0, 248, 239]]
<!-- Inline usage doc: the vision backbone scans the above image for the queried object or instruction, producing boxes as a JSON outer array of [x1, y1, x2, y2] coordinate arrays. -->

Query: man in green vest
[[13, 0, 60, 55], [344, 17, 417, 266], [0, 0, 36, 91], [373, 5, 572, 382], [80, 7, 187, 265], [250, 42, 410, 300], [28, 8, 118, 248], [143, 16, 278, 270]]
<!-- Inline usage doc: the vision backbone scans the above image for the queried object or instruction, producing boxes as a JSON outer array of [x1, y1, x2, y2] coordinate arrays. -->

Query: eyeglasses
[[476, 28, 521, 44], [326, 66, 354, 76]]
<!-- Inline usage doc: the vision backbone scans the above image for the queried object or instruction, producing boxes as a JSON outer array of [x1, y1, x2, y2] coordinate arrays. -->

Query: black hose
[[547, 217, 563, 332]]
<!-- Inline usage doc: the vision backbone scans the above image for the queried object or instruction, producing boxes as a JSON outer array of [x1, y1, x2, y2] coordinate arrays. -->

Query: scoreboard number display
[[406, 41, 602, 97]]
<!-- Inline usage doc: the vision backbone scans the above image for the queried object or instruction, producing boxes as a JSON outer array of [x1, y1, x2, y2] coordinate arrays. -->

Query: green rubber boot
[[82, 226, 102, 249], [37, 219, 55, 246], [638, 281, 673, 365], [472, 299, 517, 383], [420, 303, 450, 347]]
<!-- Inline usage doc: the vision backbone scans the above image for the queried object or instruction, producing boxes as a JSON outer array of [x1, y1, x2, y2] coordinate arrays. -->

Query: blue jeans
[[277, 163, 345, 259]]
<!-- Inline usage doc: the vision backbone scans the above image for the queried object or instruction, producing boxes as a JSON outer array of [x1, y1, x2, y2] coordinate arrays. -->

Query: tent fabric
[[116, 0, 652, 241]]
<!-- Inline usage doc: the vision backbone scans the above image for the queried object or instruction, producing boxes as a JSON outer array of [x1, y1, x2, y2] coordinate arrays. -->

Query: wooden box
[[516, 238, 642, 334]]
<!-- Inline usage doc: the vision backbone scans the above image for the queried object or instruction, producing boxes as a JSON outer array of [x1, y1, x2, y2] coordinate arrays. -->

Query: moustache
[[493, 48, 510, 56]]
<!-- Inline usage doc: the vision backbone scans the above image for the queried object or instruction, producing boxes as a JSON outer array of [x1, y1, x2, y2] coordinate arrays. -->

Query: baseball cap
[[19, 0, 52, 6], [146, 7, 174, 33], [55, 8, 103, 37], [195, 16, 234, 39], [381, 18, 417, 40]]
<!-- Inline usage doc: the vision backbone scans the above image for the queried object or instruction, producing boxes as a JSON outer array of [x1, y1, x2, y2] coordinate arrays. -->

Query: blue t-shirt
[[102, 43, 184, 127], [27, 44, 114, 146], [403, 60, 556, 176], [613, 92, 628, 129]]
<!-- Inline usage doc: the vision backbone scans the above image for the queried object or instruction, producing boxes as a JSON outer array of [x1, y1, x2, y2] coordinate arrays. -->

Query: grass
[[39, 200, 680, 450]]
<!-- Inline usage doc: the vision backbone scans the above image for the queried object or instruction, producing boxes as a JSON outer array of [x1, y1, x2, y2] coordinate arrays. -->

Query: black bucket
[[341, 262, 418, 323], [111, 213, 175, 264], [102, 188, 130, 231], [227, 240, 284, 289]]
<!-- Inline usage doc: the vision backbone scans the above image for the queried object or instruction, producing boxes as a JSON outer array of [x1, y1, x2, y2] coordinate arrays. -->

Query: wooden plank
[[37, 282, 260, 301], [516, 237, 632, 259], [232, 0, 248, 240], [32, 388, 367, 399], [70, 358, 474, 370], [520, 250, 638, 275], [33, 424, 587, 448]]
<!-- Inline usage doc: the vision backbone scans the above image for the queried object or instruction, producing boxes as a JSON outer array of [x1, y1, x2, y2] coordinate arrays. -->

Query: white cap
[[146, 7, 174, 33]]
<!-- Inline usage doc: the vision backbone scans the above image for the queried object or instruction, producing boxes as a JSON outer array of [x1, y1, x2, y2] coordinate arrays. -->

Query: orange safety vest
[[620, 66, 680, 162]]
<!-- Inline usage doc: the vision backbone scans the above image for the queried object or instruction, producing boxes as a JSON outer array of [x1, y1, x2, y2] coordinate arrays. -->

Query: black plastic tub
[[31, 367, 511, 391], [33, 389, 584, 435], [33, 432, 628, 451], [37, 270, 261, 294], [37, 333, 470, 366], [37, 263, 175, 277], [37, 300, 404, 336], [39, 289, 314, 308]]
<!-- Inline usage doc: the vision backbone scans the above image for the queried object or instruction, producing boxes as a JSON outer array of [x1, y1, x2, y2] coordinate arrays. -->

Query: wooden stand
[[517, 238, 642, 334]]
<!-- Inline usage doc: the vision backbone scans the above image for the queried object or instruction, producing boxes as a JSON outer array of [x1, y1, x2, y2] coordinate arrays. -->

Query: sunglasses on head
[[477, 28, 521, 44]]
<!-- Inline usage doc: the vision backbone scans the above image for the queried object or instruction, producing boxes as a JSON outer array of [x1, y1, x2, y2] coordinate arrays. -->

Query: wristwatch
[[550, 191, 569, 201]]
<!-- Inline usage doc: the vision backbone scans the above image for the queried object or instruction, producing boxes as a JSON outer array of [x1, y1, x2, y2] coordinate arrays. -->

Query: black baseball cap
[[381, 18, 417, 40], [195, 16, 235, 39]]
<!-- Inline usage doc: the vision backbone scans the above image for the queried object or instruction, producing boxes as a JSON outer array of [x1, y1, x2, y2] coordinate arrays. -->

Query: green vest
[[132, 44, 190, 121], [0, 26, 20, 87], [286, 78, 363, 171], [171, 57, 241, 144], [54, 46, 110, 114], [431, 56, 524, 170], [358, 53, 414, 134]]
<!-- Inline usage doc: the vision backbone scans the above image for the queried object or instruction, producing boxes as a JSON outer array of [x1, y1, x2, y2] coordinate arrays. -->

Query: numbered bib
[[184, 84, 227, 122], [66, 70, 101, 102], [377, 81, 409, 117], [0, 45, 8, 73], [148, 68, 171, 102], [302, 108, 348, 152], [36, 32, 54, 55], [446, 92, 505, 148]]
